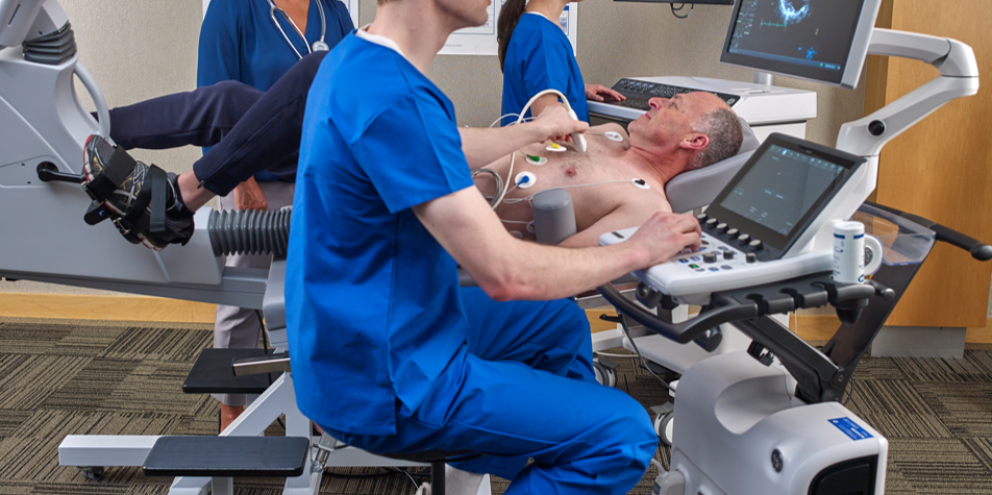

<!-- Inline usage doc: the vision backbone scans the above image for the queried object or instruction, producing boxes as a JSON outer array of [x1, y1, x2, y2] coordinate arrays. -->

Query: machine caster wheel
[[78, 466, 105, 481], [593, 357, 618, 388], [654, 411, 675, 446]]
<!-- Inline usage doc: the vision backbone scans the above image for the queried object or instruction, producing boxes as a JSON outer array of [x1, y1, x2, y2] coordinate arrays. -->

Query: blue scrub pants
[[322, 288, 657, 495], [106, 52, 327, 196]]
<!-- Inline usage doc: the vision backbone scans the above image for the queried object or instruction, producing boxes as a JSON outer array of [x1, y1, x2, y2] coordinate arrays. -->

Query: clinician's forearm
[[459, 125, 545, 169], [415, 187, 647, 301], [472, 239, 647, 301], [527, 94, 560, 123]]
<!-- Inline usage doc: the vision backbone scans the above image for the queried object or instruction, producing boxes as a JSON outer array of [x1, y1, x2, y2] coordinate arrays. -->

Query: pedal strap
[[148, 165, 167, 233], [85, 147, 137, 201]]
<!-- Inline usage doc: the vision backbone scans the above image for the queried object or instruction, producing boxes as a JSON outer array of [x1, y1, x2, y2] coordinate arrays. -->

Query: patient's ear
[[679, 133, 709, 152]]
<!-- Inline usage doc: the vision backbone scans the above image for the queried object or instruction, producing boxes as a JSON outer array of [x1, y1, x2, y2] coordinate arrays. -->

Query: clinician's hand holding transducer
[[489, 89, 589, 211]]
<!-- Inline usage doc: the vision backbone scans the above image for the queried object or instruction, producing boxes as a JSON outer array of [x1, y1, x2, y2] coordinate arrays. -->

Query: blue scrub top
[[287, 34, 477, 436], [501, 13, 589, 123], [197, 0, 354, 180]]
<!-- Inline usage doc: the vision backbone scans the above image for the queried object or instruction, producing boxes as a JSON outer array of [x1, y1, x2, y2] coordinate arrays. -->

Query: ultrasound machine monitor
[[720, 0, 883, 88], [701, 133, 865, 262]]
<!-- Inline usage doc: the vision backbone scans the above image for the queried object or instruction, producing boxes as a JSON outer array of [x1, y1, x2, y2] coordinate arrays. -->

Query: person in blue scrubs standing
[[287, 1, 703, 494], [498, 0, 624, 123], [198, 0, 354, 431]]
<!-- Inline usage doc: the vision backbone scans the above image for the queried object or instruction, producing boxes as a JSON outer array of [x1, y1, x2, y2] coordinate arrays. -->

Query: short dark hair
[[689, 108, 743, 170]]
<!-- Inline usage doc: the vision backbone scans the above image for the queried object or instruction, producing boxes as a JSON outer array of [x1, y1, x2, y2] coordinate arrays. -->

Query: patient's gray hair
[[689, 108, 743, 170]]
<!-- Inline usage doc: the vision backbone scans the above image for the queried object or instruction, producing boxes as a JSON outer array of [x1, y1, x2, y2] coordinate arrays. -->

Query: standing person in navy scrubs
[[498, 0, 623, 122], [198, 0, 354, 432]]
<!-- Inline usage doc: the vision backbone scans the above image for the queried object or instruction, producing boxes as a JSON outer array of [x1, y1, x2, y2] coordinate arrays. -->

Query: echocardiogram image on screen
[[721, 0, 872, 87]]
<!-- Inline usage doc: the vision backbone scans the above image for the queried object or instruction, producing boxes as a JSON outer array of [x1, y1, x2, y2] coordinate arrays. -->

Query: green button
[[688, 264, 700, 269]]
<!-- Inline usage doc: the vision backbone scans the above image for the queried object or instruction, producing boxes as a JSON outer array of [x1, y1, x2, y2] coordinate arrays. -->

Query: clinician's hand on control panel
[[626, 212, 702, 269], [533, 104, 589, 145], [585, 83, 625, 103]]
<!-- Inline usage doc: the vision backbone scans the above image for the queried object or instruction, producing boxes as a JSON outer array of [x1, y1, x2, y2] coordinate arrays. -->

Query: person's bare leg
[[220, 404, 245, 432]]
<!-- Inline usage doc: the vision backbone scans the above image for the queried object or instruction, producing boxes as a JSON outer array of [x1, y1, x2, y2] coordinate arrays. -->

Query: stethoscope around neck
[[267, 0, 328, 60]]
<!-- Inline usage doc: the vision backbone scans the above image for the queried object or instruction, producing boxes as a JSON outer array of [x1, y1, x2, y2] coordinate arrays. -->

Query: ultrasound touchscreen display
[[718, 144, 845, 237]]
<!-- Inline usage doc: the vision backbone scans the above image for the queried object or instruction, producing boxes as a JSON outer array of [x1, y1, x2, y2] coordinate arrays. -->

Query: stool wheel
[[593, 358, 617, 388], [78, 466, 105, 481], [654, 411, 674, 446]]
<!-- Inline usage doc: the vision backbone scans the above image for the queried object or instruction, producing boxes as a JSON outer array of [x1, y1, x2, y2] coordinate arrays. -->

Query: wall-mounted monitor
[[720, 0, 882, 88]]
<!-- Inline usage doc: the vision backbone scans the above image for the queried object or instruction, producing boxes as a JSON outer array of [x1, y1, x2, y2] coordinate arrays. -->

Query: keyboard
[[600, 78, 741, 110]]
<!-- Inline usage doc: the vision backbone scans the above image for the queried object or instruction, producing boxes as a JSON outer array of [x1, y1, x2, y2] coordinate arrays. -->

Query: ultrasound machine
[[588, 1, 819, 143], [596, 0, 987, 493]]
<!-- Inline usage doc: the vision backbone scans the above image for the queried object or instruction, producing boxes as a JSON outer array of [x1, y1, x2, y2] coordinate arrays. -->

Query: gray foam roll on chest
[[531, 189, 577, 245]]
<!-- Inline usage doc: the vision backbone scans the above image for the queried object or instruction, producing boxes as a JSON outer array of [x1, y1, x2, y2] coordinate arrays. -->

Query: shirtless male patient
[[83, 63, 742, 251], [476, 92, 742, 247]]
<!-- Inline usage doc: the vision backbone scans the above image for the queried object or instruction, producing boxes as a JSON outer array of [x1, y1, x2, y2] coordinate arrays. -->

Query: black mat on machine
[[142, 436, 309, 477], [183, 348, 282, 394]]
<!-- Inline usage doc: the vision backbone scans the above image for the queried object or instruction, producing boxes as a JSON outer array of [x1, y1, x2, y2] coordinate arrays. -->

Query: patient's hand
[[534, 104, 589, 144], [233, 177, 268, 211]]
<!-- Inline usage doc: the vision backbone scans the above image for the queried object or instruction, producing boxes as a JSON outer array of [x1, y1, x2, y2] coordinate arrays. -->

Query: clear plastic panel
[[853, 203, 935, 266]]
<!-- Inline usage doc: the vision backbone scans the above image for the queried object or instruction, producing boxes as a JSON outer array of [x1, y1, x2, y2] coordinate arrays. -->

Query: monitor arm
[[836, 28, 979, 168], [804, 28, 981, 251]]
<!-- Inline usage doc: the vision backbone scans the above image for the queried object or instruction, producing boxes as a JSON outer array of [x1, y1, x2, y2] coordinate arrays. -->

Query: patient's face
[[628, 92, 727, 150]]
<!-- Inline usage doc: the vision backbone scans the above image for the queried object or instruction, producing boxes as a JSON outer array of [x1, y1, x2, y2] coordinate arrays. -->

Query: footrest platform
[[142, 436, 309, 477], [183, 348, 282, 394]]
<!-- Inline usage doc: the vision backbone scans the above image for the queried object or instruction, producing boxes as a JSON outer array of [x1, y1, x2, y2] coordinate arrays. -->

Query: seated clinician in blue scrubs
[[498, 0, 623, 122], [287, 1, 702, 494], [198, 0, 354, 431]]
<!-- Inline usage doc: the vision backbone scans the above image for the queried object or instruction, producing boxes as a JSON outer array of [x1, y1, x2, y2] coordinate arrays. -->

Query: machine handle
[[931, 224, 992, 261], [597, 283, 758, 343], [864, 201, 992, 261], [73, 62, 111, 140], [36, 162, 83, 183]]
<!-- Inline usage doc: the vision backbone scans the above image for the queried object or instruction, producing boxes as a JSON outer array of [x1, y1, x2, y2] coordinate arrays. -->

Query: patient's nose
[[648, 97, 664, 110]]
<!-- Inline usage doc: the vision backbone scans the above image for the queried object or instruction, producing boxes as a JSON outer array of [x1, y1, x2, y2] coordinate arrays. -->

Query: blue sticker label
[[829, 417, 873, 441]]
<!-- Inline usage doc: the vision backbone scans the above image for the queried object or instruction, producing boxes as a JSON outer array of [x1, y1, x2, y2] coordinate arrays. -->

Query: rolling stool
[[312, 436, 482, 495], [380, 450, 483, 495], [237, 354, 488, 495]]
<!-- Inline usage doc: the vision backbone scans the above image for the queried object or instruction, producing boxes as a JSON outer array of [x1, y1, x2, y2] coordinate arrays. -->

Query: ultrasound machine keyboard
[[602, 78, 741, 110]]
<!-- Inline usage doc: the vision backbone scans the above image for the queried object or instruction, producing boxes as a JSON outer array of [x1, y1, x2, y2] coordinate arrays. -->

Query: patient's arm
[[559, 197, 673, 249], [414, 187, 699, 301], [459, 105, 588, 169]]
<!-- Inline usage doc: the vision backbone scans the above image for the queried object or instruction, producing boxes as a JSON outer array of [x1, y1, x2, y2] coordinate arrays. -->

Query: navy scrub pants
[[106, 51, 327, 197], [322, 288, 658, 495]]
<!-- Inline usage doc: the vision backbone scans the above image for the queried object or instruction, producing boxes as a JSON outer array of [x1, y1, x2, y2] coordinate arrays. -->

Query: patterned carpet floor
[[1, 317, 992, 494]]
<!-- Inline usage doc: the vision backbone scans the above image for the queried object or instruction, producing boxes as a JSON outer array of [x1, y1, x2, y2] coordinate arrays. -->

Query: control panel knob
[[746, 253, 757, 263], [705, 218, 718, 228], [703, 252, 718, 263], [737, 234, 750, 244], [716, 222, 728, 233], [697, 213, 708, 223], [726, 228, 739, 239], [723, 250, 735, 260], [748, 239, 764, 250]]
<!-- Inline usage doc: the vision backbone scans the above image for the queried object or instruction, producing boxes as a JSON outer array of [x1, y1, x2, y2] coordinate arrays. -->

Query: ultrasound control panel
[[602, 226, 832, 298], [603, 78, 741, 110]]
